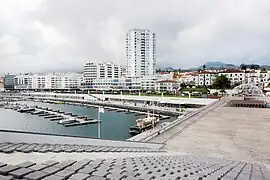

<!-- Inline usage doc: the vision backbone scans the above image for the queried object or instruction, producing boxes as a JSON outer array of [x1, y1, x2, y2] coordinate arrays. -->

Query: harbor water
[[0, 101, 175, 140]]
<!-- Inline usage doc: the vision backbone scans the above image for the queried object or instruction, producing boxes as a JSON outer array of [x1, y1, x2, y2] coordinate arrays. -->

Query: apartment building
[[155, 80, 180, 92], [92, 77, 141, 91], [83, 62, 123, 85], [126, 29, 156, 77], [197, 71, 218, 86], [14, 73, 83, 90], [177, 72, 199, 86], [219, 69, 245, 85], [90, 72, 176, 92]]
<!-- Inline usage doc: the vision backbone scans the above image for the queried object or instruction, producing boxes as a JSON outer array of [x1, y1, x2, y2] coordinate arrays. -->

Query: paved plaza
[[153, 106, 270, 164]]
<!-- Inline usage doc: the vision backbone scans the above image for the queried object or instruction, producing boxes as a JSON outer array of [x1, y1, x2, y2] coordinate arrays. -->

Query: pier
[[64, 120, 101, 127], [0, 102, 100, 127]]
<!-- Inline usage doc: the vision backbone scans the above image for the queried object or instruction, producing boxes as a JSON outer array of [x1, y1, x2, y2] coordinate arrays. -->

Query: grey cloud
[[1, 0, 270, 74]]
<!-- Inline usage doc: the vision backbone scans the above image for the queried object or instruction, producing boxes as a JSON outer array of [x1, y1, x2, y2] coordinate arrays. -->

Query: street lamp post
[[202, 64, 208, 97], [203, 64, 206, 87]]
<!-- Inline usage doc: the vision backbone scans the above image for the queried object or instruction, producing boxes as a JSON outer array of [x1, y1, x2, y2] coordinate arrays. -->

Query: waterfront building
[[154, 80, 180, 92], [126, 29, 156, 77], [14, 73, 83, 90], [83, 62, 123, 89], [141, 76, 157, 91], [90, 72, 176, 92], [92, 77, 141, 91], [3, 74, 16, 90]]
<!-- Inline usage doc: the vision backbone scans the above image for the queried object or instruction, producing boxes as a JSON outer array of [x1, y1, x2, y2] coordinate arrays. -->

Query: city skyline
[[1, 0, 270, 73]]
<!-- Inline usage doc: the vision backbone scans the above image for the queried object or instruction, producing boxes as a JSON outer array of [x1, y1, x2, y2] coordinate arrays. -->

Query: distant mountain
[[197, 62, 237, 69]]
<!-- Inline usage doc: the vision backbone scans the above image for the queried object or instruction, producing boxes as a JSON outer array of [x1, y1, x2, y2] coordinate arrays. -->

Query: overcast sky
[[1, 0, 270, 73]]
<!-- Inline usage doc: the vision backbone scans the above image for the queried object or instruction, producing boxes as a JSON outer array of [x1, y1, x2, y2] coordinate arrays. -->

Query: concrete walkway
[[152, 99, 270, 164], [149, 98, 228, 144]]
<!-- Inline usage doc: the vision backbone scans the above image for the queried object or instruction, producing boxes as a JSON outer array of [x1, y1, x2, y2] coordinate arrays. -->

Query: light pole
[[203, 64, 206, 87], [202, 64, 207, 97]]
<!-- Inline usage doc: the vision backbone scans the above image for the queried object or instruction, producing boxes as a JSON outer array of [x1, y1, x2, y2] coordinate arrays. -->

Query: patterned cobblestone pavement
[[0, 142, 163, 154], [0, 155, 269, 180]]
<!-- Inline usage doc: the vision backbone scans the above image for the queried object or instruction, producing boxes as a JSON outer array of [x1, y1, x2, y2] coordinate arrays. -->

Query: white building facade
[[83, 62, 123, 87], [219, 69, 245, 85], [126, 29, 156, 77], [155, 80, 180, 92], [14, 73, 83, 90], [92, 77, 141, 91], [198, 72, 218, 86]]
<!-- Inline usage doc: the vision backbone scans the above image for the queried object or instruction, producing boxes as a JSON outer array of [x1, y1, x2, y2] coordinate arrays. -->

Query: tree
[[240, 64, 247, 71], [180, 83, 186, 88], [212, 75, 231, 91], [250, 64, 256, 70]]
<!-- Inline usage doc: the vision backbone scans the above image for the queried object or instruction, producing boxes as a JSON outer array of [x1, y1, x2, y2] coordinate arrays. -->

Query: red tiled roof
[[185, 72, 198, 76], [159, 72, 169, 74], [198, 71, 218, 75], [245, 70, 256, 73], [156, 79, 177, 83], [219, 69, 243, 73]]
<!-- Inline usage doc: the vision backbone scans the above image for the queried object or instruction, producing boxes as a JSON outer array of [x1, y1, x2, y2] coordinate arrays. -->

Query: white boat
[[58, 118, 77, 125], [129, 112, 159, 135]]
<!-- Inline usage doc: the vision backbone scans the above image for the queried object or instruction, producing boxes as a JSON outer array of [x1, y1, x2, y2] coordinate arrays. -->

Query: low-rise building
[[141, 76, 157, 91], [83, 62, 123, 85], [178, 72, 199, 86], [14, 73, 83, 90], [92, 77, 141, 91], [198, 71, 218, 86], [155, 80, 180, 92], [90, 72, 176, 92], [219, 69, 245, 85]]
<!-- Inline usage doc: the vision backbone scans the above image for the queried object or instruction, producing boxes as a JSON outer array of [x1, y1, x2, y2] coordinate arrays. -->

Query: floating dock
[[125, 111, 135, 114], [44, 115, 58, 119], [50, 117, 63, 121], [135, 113, 146, 116], [64, 120, 100, 127]]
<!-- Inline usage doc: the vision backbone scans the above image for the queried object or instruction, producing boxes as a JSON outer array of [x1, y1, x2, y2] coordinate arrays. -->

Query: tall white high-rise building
[[126, 29, 156, 77]]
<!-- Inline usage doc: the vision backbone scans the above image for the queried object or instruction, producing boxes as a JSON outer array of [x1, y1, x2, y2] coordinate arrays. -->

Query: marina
[[0, 102, 100, 127], [0, 93, 207, 140], [0, 98, 177, 140]]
